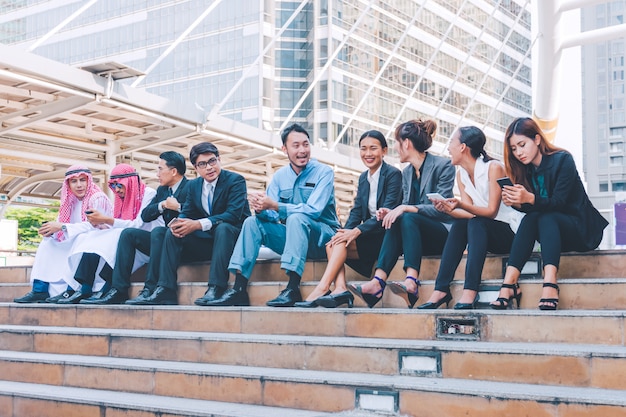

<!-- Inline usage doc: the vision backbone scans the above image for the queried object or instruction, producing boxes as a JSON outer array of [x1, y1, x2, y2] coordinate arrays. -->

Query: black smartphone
[[496, 177, 513, 188], [85, 210, 93, 214]]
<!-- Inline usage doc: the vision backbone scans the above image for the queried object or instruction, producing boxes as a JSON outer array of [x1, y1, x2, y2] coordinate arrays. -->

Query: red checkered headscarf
[[58, 165, 107, 224], [109, 164, 145, 220]]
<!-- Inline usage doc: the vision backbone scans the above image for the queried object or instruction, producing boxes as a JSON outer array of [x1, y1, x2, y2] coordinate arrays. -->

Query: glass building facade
[[1, 0, 532, 160]]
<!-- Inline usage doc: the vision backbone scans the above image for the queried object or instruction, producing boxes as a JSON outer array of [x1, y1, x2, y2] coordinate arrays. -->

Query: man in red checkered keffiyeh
[[14, 165, 112, 303]]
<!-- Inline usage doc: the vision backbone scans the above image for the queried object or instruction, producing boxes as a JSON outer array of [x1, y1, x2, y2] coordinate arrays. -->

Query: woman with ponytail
[[417, 126, 524, 310]]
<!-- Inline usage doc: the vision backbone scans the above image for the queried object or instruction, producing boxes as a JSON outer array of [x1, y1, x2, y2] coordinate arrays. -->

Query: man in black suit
[[86, 151, 189, 304], [134, 142, 251, 305]]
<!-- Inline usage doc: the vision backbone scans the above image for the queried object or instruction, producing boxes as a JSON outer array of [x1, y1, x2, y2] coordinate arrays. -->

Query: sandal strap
[[406, 276, 421, 287], [373, 276, 386, 297], [542, 282, 560, 292], [493, 297, 510, 307]]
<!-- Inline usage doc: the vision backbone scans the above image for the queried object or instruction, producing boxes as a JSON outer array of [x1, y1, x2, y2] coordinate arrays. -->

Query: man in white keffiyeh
[[14, 165, 112, 303]]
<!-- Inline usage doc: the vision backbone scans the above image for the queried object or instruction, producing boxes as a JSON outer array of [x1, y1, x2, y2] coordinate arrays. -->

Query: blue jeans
[[228, 213, 335, 278]]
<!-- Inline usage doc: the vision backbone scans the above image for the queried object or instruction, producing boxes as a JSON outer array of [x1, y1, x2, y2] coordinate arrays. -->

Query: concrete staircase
[[0, 250, 625, 416]]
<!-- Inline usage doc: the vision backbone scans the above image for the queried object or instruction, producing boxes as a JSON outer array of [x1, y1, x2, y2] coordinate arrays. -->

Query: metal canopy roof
[[0, 45, 365, 220]]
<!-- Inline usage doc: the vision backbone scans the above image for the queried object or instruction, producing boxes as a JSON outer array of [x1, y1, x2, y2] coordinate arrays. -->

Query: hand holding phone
[[496, 177, 514, 188], [426, 192, 445, 201]]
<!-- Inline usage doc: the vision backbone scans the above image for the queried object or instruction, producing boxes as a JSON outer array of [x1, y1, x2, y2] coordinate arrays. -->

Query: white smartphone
[[167, 217, 179, 227], [426, 192, 445, 201]]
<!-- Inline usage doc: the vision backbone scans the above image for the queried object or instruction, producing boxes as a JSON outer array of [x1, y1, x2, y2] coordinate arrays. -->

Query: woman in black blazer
[[491, 117, 608, 310], [294, 130, 402, 308]]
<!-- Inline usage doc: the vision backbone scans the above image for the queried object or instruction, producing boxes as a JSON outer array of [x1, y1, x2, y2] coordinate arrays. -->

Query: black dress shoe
[[138, 286, 178, 305], [125, 288, 153, 305], [45, 290, 75, 304], [315, 291, 354, 308], [81, 288, 128, 305], [194, 284, 226, 306], [204, 288, 250, 306], [14, 291, 48, 303], [57, 291, 91, 304], [266, 288, 302, 307]]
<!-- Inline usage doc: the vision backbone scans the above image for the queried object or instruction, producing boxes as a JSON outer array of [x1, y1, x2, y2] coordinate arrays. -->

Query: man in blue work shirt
[[206, 123, 341, 307]]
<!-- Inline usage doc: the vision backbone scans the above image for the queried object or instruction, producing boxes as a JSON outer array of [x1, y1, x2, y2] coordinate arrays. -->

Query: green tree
[[5, 206, 59, 250]]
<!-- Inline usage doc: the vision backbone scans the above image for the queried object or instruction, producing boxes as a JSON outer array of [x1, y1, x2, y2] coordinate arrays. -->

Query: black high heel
[[417, 291, 452, 309], [388, 276, 421, 308], [490, 283, 522, 310], [348, 276, 386, 308], [453, 295, 479, 310], [294, 290, 331, 308], [315, 291, 354, 308], [538, 282, 559, 311]]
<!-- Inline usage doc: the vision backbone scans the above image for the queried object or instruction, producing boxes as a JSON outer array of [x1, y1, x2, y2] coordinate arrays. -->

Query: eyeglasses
[[109, 182, 123, 190], [195, 157, 218, 169]]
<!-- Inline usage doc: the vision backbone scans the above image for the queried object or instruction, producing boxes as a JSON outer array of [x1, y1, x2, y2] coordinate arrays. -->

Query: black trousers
[[157, 222, 241, 290], [507, 211, 585, 271], [111, 227, 167, 292], [74, 253, 112, 289], [375, 212, 449, 276], [434, 217, 515, 293]]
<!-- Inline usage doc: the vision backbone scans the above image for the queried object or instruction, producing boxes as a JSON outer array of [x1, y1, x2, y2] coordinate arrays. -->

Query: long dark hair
[[504, 117, 565, 189], [394, 119, 437, 153], [457, 126, 493, 162]]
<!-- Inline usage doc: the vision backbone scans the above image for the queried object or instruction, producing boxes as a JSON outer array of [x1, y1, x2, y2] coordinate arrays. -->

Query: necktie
[[207, 184, 213, 214], [168, 187, 173, 197]]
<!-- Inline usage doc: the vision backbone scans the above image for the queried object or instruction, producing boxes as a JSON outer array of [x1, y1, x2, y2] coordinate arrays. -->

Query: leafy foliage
[[4, 206, 59, 250]]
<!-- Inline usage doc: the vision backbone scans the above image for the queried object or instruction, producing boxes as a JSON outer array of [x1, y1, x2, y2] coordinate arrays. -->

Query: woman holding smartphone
[[348, 119, 455, 308], [294, 130, 402, 308], [417, 126, 524, 310], [491, 117, 608, 310]]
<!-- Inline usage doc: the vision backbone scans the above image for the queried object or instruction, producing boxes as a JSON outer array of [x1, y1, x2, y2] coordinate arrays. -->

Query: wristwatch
[[61, 224, 67, 233]]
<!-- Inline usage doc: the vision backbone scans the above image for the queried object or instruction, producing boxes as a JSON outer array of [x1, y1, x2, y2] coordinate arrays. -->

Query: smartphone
[[496, 177, 514, 188], [167, 217, 179, 227], [85, 210, 93, 215], [426, 192, 445, 201]]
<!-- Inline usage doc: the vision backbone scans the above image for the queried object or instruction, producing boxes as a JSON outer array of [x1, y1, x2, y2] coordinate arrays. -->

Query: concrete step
[[0, 380, 334, 417], [2, 249, 624, 285], [2, 277, 626, 310], [1, 303, 626, 346], [1, 325, 625, 390], [1, 350, 625, 416]]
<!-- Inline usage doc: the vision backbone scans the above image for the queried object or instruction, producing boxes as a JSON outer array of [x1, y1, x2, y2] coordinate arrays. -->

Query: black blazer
[[141, 177, 190, 226], [344, 161, 402, 234], [519, 151, 608, 250], [180, 169, 251, 238]]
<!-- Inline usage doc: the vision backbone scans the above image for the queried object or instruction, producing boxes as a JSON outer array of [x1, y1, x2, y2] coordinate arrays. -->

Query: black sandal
[[490, 283, 522, 310], [538, 282, 559, 311]]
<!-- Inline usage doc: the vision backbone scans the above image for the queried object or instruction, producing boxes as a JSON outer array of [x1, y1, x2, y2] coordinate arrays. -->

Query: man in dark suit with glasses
[[135, 142, 250, 305]]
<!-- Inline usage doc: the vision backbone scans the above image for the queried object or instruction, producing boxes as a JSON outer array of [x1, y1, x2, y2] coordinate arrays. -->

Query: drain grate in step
[[398, 350, 441, 376], [436, 316, 480, 340], [355, 389, 398, 413]]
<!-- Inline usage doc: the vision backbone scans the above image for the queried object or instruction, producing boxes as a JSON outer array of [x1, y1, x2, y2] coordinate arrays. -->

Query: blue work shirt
[[257, 158, 341, 230]]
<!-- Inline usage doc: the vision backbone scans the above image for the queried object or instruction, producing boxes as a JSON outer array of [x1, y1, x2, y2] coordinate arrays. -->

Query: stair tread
[[0, 380, 332, 417], [3, 324, 626, 358], [2, 350, 625, 405]]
